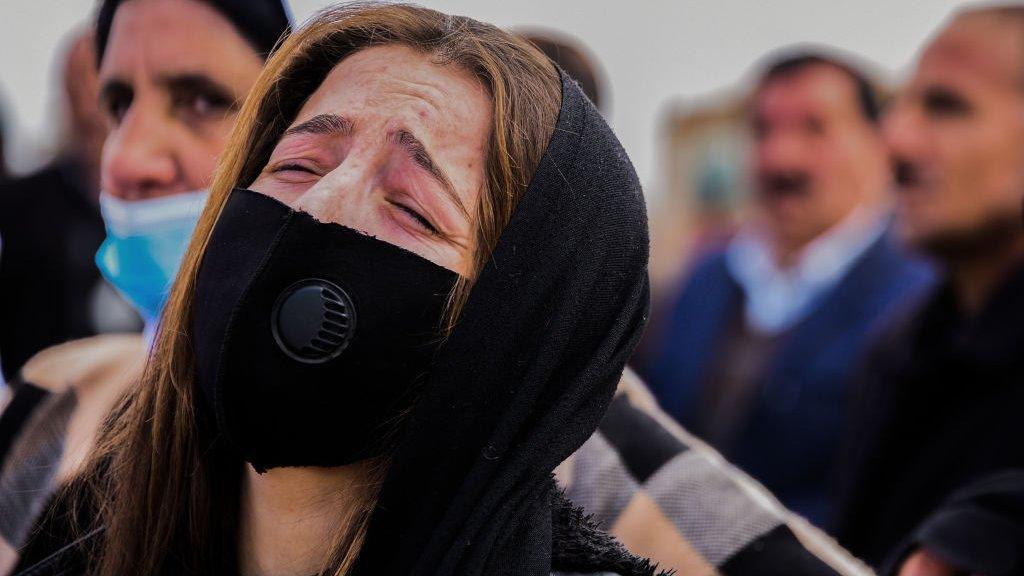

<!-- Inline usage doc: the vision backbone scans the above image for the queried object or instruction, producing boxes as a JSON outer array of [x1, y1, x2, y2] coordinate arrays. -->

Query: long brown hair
[[77, 3, 560, 575]]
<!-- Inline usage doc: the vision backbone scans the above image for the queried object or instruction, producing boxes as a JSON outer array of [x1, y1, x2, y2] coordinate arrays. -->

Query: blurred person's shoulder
[[0, 160, 99, 222], [1, 336, 145, 576], [562, 369, 863, 576], [663, 248, 734, 308], [861, 275, 943, 370], [687, 247, 731, 281], [0, 164, 65, 211], [870, 227, 937, 301], [7, 334, 144, 479], [19, 333, 145, 396]]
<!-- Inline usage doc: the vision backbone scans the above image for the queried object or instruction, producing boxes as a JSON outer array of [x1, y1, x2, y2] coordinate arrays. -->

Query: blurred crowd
[[0, 1, 1023, 576]]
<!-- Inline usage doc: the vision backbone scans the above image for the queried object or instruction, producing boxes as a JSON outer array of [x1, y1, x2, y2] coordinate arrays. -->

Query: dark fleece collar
[[551, 490, 669, 576]]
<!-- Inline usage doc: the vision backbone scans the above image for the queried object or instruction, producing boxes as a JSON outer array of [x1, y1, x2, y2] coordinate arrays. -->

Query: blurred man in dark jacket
[[0, 29, 138, 382], [834, 6, 1024, 575], [641, 50, 933, 527]]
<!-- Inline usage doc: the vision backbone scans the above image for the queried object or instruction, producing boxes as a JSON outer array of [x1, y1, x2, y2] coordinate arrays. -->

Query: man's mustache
[[893, 158, 922, 189], [760, 171, 812, 198]]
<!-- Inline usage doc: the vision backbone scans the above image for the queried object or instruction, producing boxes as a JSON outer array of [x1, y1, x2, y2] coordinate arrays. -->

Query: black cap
[[96, 0, 291, 66]]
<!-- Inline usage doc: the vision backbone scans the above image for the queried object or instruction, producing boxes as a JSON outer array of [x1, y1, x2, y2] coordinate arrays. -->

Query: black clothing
[[13, 483, 98, 576], [97, 0, 290, 63], [13, 491, 649, 576], [880, 470, 1024, 576], [834, 261, 1024, 571], [0, 382, 49, 470], [352, 70, 652, 576], [0, 161, 106, 380], [14, 71, 656, 576], [0, 388, 76, 551]]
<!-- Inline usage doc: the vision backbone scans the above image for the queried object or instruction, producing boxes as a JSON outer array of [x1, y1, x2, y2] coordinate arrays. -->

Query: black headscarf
[[352, 71, 652, 576], [95, 0, 291, 65]]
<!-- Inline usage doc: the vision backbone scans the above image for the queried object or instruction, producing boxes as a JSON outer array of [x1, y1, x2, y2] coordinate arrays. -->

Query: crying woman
[[15, 4, 654, 576]]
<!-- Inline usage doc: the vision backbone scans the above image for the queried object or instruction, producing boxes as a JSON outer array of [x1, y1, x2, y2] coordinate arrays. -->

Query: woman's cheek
[[249, 176, 310, 206], [190, 112, 236, 143], [181, 144, 223, 191]]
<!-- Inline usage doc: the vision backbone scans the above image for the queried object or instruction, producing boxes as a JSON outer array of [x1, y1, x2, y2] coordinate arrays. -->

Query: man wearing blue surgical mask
[[93, 0, 291, 334], [0, 0, 288, 569], [96, 191, 207, 334]]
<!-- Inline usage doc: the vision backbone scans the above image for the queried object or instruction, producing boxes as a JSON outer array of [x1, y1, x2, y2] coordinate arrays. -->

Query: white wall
[[0, 0, 969, 200]]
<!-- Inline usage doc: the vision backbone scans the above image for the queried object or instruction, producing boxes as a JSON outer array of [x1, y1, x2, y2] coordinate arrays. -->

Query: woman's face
[[250, 45, 492, 276], [99, 0, 264, 200]]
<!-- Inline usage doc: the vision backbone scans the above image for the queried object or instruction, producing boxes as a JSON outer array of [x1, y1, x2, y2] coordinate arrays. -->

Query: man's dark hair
[[520, 31, 605, 112], [95, 0, 291, 66], [758, 51, 882, 124]]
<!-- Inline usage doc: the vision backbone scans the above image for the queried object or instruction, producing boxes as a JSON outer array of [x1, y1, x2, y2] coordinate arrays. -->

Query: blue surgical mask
[[96, 190, 208, 323]]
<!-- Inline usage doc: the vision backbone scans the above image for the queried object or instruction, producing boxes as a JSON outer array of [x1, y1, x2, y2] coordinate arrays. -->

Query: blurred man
[[504, 33, 862, 574], [834, 6, 1024, 574], [0, 28, 133, 383], [641, 51, 933, 526]]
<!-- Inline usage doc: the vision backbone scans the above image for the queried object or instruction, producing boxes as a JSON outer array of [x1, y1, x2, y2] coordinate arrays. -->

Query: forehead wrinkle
[[387, 76, 448, 116]]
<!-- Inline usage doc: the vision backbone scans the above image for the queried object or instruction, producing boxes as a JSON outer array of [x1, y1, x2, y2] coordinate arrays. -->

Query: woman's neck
[[239, 462, 373, 576]]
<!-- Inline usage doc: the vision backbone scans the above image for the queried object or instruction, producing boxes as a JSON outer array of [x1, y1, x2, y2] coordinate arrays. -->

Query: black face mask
[[192, 189, 458, 472]]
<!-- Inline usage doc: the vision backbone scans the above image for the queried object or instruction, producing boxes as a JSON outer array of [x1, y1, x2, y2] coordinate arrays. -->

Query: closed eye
[[271, 162, 320, 175], [392, 201, 439, 235]]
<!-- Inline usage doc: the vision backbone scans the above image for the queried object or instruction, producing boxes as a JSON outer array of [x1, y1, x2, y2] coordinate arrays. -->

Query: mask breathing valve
[[271, 278, 356, 363]]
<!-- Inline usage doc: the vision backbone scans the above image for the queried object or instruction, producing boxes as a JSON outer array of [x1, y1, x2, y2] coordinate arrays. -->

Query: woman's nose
[[292, 148, 382, 231], [757, 131, 810, 174], [101, 105, 181, 201]]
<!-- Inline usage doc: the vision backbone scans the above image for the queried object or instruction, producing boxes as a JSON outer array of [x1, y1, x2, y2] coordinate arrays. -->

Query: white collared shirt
[[725, 204, 889, 335]]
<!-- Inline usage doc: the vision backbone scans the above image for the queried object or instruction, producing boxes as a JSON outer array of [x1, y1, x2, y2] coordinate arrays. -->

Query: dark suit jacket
[[641, 229, 934, 525]]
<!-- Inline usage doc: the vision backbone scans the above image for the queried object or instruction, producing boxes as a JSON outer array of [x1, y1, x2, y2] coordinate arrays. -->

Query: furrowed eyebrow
[[284, 113, 354, 137], [157, 73, 237, 104], [391, 129, 469, 218]]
